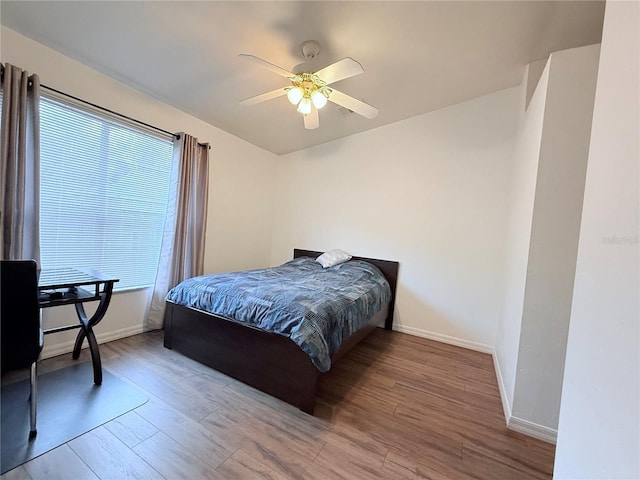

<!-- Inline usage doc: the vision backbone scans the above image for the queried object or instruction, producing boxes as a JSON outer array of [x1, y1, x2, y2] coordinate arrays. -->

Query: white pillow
[[316, 249, 352, 268]]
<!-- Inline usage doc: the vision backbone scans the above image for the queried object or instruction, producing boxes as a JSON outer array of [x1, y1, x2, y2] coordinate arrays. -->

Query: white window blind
[[39, 94, 173, 290]]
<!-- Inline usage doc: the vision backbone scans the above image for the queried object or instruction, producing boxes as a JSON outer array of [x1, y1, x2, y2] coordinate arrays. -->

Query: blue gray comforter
[[166, 257, 391, 372]]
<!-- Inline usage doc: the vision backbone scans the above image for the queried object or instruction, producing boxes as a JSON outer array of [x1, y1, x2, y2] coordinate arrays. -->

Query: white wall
[[494, 44, 600, 443], [512, 44, 600, 432], [1, 27, 279, 357], [494, 62, 548, 417], [270, 87, 520, 350], [554, 1, 640, 477]]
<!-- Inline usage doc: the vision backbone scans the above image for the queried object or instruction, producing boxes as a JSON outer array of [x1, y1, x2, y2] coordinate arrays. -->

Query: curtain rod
[[41, 84, 211, 149], [2, 66, 210, 150], [41, 84, 176, 138]]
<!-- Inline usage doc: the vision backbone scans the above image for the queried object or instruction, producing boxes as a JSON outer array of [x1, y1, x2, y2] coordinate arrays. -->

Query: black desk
[[38, 268, 119, 385]]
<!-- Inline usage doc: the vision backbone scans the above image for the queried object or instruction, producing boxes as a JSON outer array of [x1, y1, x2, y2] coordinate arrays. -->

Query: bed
[[163, 248, 399, 413]]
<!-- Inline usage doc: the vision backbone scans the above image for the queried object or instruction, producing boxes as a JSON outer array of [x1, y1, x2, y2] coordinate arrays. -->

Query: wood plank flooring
[[1, 329, 555, 479]]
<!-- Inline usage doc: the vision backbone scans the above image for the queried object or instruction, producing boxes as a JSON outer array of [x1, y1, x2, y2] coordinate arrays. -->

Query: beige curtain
[[0, 63, 41, 262], [146, 133, 210, 329]]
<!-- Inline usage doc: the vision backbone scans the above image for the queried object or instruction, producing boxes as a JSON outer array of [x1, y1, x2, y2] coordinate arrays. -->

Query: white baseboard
[[40, 325, 146, 360], [491, 348, 557, 444], [508, 415, 558, 444], [492, 349, 513, 422], [393, 324, 494, 354], [394, 324, 557, 444]]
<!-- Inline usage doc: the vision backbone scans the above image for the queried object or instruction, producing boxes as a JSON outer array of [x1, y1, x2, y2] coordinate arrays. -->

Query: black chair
[[1, 260, 44, 438]]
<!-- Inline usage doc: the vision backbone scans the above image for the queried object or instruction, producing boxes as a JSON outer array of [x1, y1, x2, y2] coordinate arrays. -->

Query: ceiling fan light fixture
[[240, 42, 378, 129], [311, 90, 328, 109], [287, 86, 303, 105]]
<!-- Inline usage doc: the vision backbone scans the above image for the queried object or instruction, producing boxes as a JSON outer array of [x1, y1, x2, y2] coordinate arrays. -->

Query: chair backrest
[[1, 260, 42, 373]]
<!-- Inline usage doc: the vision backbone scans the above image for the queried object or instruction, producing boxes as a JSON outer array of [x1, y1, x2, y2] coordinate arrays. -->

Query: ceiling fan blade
[[328, 89, 379, 119], [315, 57, 364, 85], [303, 108, 319, 130], [238, 54, 293, 78], [240, 87, 288, 106]]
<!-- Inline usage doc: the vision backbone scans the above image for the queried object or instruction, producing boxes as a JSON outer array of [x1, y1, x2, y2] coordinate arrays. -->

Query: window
[[39, 94, 173, 290]]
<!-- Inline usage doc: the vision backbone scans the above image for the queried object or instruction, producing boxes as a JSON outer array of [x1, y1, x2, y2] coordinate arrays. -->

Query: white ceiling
[[1, 1, 605, 155]]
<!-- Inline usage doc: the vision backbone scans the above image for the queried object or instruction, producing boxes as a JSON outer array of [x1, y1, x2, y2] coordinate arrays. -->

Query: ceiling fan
[[239, 40, 378, 130]]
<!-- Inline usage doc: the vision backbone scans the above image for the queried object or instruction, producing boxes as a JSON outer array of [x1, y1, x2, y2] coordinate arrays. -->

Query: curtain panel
[[146, 133, 210, 330], [0, 63, 41, 262]]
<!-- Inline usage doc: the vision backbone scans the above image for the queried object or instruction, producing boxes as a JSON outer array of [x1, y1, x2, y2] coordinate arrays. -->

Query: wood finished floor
[[1, 329, 555, 479]]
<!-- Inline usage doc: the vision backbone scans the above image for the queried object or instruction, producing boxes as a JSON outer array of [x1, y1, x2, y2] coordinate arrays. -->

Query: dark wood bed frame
[[163, 249, 399, 414]]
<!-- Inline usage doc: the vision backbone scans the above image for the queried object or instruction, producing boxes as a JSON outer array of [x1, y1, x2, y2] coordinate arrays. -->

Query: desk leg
[[73, 304, 103, 385], [72, 329, 85, 360], [86, 328, 102, 385]]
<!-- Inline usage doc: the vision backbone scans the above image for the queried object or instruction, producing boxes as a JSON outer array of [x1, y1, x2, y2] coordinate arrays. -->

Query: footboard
[[164, 301, 320, 413]]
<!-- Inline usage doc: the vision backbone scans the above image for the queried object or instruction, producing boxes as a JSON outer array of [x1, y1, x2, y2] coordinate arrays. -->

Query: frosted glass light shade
[[311, 91, 327, 109], [287, 87, 303, 105], [297, 97, 312, 114]]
